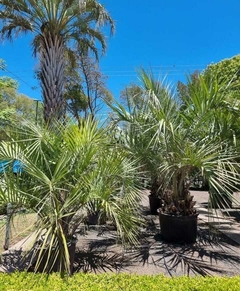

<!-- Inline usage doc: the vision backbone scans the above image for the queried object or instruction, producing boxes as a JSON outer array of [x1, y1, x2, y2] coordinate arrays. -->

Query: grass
[[0, 212, 37, 254]]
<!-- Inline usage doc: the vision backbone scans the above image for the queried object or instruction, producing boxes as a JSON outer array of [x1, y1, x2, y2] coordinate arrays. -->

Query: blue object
[[13, 160, 23, 174], [0, 160, 23, 174]]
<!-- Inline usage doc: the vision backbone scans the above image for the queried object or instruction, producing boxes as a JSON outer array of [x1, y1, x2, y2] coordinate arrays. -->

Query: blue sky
[[1, 0, 240, 109]]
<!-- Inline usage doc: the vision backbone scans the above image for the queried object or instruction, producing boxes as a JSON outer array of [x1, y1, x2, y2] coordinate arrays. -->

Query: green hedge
[[0, 273, 240, 291]]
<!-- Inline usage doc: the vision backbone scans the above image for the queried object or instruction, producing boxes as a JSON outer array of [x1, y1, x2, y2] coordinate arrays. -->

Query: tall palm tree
[[0, 0, 114, 123]]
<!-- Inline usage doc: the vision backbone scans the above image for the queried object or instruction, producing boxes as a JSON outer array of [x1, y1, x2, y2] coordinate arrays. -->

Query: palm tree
[[179, 72, 240, 146], [108, 69, 240, 244], [109, 69, 240, 214], [0, 118, 142, 276], [0, 0, 114, 123], [109, 70, 178, 197]]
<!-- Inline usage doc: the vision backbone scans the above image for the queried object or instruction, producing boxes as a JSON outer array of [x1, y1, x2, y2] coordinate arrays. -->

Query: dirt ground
[[0, 213, 36, 253], [1, 190, 240, 276], [72, 190, 240, 277]]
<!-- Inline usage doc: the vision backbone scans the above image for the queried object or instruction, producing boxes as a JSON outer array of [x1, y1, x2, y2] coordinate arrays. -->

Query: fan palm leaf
[[109, 69, 240, 213], [0, 118, 142, 275]]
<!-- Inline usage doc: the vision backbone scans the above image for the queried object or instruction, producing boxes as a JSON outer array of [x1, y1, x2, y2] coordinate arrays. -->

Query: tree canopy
[[0, 59, 42, 126], [204, 54, 240, 95]]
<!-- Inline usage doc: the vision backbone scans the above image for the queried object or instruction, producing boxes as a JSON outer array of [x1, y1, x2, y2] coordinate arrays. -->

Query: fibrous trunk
[[40, 33, 66, 123]]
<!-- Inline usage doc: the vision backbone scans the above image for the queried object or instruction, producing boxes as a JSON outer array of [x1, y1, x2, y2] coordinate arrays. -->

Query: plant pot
[[30, 240, 76, 274], [88, 211, 106, 225], [209, 192, 233, 209], [159, 212, 198, 244], [148, 195, 161, 215]]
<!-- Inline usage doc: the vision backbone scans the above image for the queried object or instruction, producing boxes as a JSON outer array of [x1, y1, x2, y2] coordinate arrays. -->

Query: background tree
[[63, 66, 88, 126], [64, 52, 113, 123], [0, 60, 44, 140], [120, 83, 145, 112], [203, 54, 240, 102], [0, 0, 114, 124], [79, 53, 113, 118], [0, 76, 42, 123], [0, 58, 5, 70], [0, 75, 44, 141], [177, 55, 240, 106], [65, 84, 89, 126]]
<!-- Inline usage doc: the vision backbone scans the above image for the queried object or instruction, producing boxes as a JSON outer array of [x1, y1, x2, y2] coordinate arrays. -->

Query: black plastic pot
[[148, 195, 161, 215], [30, 240, 76, 274], [88, 211, 106, 225], [209, 192, 233, 209], [159, 212, 198, 244]]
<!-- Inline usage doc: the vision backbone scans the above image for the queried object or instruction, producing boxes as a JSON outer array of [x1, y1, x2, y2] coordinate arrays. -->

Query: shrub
[[0, 273, 240, 291]]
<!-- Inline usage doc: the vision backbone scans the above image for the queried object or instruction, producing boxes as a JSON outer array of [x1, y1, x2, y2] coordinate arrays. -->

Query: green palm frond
[[0, 117, 142, 275], [109, 69, 240, 213]]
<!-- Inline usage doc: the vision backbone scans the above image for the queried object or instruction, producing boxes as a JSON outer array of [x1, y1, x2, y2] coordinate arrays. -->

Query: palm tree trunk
[[40, 33, 66, 123]]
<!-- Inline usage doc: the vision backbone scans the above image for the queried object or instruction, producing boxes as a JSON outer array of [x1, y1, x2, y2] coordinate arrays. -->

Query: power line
[[5, 64, 207, 74], [100, 64, 209, 69], [1, 67, 38, 91], [0, 63, 206, 92], [104, 73, 201, 77], [103, 69, 205, 74], [2, 68, 204, 81]]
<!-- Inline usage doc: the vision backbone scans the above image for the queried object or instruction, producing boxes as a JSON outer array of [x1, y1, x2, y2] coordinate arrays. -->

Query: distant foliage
[[204, 54, 240, 84], [64, 54, 112, 123], [177, 55, 240, 103], [0, 76, 41, 123], [120, 83, 145, 110], [203, 54, 240, 99]]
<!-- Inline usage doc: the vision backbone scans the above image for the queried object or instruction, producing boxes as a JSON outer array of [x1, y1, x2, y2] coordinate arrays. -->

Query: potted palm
[[157, 133, 239, 243], [108, 69, 240, 244]]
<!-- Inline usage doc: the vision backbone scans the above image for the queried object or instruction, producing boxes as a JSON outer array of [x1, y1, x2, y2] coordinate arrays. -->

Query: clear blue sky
[[1, 0, 240, 107]]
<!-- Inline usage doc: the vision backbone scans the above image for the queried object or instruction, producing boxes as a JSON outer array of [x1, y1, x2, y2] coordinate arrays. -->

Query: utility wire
[[9, 65, 207, 75], [0, 63, 207, 92], [10, 64, 207, 73], [2, 70, 204, 79], [1, 67, 38, 91]]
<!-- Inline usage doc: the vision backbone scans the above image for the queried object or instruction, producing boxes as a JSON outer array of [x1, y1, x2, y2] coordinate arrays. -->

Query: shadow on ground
[[1, 207, 240, 276], [71, 213, 240, 277]]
